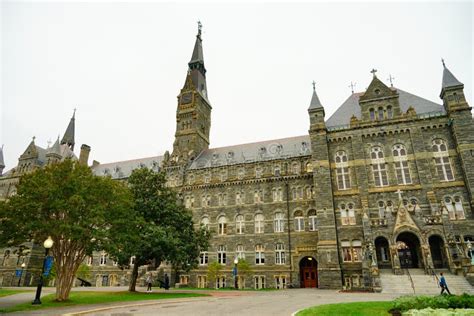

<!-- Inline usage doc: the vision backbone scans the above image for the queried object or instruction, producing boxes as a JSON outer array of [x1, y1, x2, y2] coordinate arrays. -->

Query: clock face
[[180, 92, 192, 105]]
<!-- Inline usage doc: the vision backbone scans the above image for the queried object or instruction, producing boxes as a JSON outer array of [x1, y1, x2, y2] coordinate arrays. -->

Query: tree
[[237, 259, 253, 288], [106, 167, 209, 292], [0, 159, 133, 301], [75, 263, 91, 280], [207, 261, 222, 289]]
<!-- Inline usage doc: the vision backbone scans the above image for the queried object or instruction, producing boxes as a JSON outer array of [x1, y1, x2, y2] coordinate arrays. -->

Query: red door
[[300, 257, 318, 288]]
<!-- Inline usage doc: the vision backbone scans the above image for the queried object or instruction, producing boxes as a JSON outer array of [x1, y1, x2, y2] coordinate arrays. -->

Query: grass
[[296, 301, 392, 316], [0, 291, 208, 314], [0, 289, 32, 298]]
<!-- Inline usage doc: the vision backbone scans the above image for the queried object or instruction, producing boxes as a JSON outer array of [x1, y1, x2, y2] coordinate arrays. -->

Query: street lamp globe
[[21, 262, 26, 268], [234, 258, 239, 265], [43, 236, 53, 249]]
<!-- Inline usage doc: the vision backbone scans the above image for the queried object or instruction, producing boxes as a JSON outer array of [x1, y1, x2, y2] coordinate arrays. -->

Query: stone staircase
[[380, 269, 474, 295]]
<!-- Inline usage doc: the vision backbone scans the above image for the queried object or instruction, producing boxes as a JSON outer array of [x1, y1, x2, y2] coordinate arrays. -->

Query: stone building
[[1, 26, 473, 290]]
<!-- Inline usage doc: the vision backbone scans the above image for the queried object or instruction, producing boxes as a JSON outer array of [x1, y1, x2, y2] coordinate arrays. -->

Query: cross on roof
[[348, 81, 356, 93], [312, 80, 316, 91], [387, 74, 395, 87], [441, 58, 446, 68], [395, 189, 404, 201], [370, 68, 377, 77], [197, 20, 202, 36]]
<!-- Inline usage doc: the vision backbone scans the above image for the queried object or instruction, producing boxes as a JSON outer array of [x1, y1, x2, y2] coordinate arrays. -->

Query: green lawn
[[0, 289, 31, 298], [0, 291, 208, 314], [296, 301, 392, 316]]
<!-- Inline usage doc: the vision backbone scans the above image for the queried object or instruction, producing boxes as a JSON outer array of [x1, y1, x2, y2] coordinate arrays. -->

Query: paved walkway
[[1, 287, 402, 316]]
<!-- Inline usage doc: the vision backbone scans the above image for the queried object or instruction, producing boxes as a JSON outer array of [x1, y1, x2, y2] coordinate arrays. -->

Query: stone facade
[[1, 29, 473, 290]]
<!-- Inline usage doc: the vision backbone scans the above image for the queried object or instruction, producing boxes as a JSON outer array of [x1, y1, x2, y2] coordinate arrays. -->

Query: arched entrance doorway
[[396, 232, 422, 268], [375, 236, 391, 268], [299, 256, 318, 288], [429, 235, 447, 268]]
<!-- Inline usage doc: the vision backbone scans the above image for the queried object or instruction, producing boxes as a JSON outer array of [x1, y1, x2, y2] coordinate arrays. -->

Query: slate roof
[[326, 88, 445, 128], [189, 135, 311, 170], [442, 66, 463, 89], [308, 89, 323, 111], [91, 156, 163, 179], [61, 112, 75, 148]]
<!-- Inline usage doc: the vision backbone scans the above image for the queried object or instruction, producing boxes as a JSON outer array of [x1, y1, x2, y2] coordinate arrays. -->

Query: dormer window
[[374, 89, 381, 95]]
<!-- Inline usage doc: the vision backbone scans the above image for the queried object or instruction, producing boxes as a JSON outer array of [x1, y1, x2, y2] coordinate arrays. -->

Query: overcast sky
[[1, 1, 472, 170]]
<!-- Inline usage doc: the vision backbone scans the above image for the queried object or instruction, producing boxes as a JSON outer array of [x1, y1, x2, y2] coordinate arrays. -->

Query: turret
[[440, 59, 469, 113], [46, 138, 62, 164], [308, 81, 326, 131], [61, 109, 76, 151]]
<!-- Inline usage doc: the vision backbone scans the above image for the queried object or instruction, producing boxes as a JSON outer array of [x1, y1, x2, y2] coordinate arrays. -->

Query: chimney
[[79, 144, 91, 165], [92, 160, 100, 167]]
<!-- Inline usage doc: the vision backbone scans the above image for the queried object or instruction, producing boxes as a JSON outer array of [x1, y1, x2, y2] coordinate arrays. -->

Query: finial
[[73, 108, 76, 118], [387, 74, 395, 87], [47, 139, 52, 148], [312, 80, 316, 91], [349, 81, 356, 94], [32, 136, 36, 142], [370, 68, 377, 78], [197, 20, 202, 37], [441, 58, 446, 68]]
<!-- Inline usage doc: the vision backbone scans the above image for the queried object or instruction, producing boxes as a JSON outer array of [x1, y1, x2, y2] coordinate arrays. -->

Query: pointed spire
[[48, 137, 61, 156], [61, 109, 75, 151], [308, 81, 324, 111], [0, 145, 5, 169], [189, 21, 205, 71], [441, 59, 463, 90]]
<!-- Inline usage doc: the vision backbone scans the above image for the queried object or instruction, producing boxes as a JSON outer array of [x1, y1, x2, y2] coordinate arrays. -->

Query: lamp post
[[233, 258, 238, 289], [32, 236, 53, 305], [18, 262, 26, 287]]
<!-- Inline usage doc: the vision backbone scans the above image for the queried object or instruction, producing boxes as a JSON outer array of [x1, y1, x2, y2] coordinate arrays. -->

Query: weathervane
[[441, 58, 446, 68], [370, 68, 377, 78], [387, 74, 395, 87], [197, 20, 202, 36], [312, 80, 316, 91], [349, 81, 356, 94]]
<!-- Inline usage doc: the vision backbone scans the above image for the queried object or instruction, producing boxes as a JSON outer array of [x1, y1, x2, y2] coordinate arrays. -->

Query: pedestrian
[[164, 273, 170, 290], [146, 274, 153, 293], [439, 272, 451, 295]]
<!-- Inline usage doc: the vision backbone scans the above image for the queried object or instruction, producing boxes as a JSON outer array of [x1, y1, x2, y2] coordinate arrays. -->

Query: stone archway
[[375, 236, 391, 269], [429, 235, 448, 268], [299, 256, 318, 288], [396, 232, 423, 269]]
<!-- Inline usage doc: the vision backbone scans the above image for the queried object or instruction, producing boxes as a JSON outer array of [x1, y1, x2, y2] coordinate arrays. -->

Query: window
[[216, 276, 226, 288], [187, 174, 194, 185], [454, 196, 465, 219], [185, 195, 195, 208], [87, 256, 93, 266], [335, 151, 351, 190], [197, 275, 207, 288], [378, 201, 386, 218], [432, 139, 454, 181], [201, 216, 210, 230], [179, 275, 189, 285], [220, 169, 227, 182], [236, 245, 245, 260], [199, 252, 208, 265], [387, 106, 393, 119], [342, 240, 362, 262], [275, 276, 287, 289], [236, 214, 245, 234], [274, 164, 281, 176], [254, 190, 263, 203], [218, 216, 227, 235], [254, 276, 265, 289], [306, 162, 313, 173], [371, 146, 389, 187], [255, 244, 265, 265], [272, 187, 283, 202], [217, 245, 226, 265], [275, 243, 286, 265], [445, 196, 465, 220], [292, 162, 300, 174], [292, 187, 303, 200], [238, 168, 245, 180], [308, 210, 317, 231], [100, 252, 107, 266], [236, 191, 244, 205], [294, 210, 305, 232], [218, 193, 227, 206], [274, 212, 285, 233], [393, 144, 412, 185], [256, 166, 263, 178], [340, 203, 356, 226], [378, 107, 384, 120], [255, 214, 264, 233], [204, 172, 211, 184], [369, 108, 375, 121], [202, 195, 211, 208]]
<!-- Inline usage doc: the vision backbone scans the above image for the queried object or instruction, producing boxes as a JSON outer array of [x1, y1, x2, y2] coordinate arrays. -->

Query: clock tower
[[170, 22, 212, 165]]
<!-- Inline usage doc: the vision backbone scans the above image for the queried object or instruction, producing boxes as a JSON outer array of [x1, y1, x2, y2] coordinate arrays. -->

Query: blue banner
[[15, 269, 22, 277], [43, 256, 54, 277], [232, 267, 237, 277]]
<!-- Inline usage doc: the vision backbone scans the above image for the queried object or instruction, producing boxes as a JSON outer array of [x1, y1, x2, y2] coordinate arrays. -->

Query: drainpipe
[[285, 181, 293, 287]]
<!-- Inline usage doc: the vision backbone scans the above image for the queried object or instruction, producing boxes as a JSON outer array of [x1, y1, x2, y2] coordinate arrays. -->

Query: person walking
[[439, 272, 451, 295], [164, 273, 170, 290], [146, 274, 153, 293]]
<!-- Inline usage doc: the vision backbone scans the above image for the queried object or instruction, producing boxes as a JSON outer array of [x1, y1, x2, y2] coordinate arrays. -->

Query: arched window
[[274, 164, 281, 176], [306, 162, 313, 173], [378, 107, 384, 120], [274, 212, 284, 233], [236, 191, 244, 205], [217, 245, 226, 264], [294, 210, 304, 232], [275, 243, 285, 265], [369, 108, 375, 121], [378, 201, 386, 218], [387, 106, 393, 119], [454, 196, 465, 219], [236, 214, 245, 234], [255, 244, 265, 265], [292, 162, 300, 175], [218, 216, 227, 235], [272, 187, 282, 202], [393, 144, 412, 185], [371, 146, 388, 187], [432, 139, 454, 181], [254, 190, 263, 203], [308, 210, 317, 231], [255, 214, 265, 233], [340, 203, 356, 225], [335, 151, 351, 190], [201, 216, 210, 230], [236, 245, 245, 260]]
